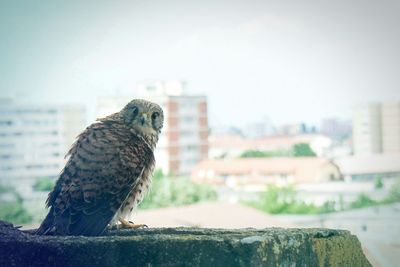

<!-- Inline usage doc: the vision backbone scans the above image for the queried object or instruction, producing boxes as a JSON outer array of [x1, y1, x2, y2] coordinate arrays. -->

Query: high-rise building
[[353, 102, 400, 155], [381, 103, 400, 153], [96, 81, 209, 176], [275, 123, 315, 136], [243, 117, 276, 138], [320, 118, 352, 141], [0, 99, 86, 188]]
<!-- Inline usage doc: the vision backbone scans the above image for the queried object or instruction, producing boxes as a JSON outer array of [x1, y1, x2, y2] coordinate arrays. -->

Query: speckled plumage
[[36, 99, 163, 236]]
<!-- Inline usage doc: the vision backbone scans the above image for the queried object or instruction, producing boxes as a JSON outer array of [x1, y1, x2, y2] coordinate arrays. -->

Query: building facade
[[191, 157, 341, 189], [334, 154, 400, 181], [96, 81, 209, 176], [208, 134, 332, 159], [381, 102, 400, 153], [353, 102, 400, 155], [353, 103, 382, 155], [0, 99, 86, 187]]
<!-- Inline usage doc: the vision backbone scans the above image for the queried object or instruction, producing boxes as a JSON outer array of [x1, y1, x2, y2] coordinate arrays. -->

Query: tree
[[240, 150, 270, 158], [33, 177, 55, 192], [0, 185, 32, 224], [374, 177, 384, 189], [292, 143, 316, 157], [239, 149, 290, 158], [350, 193, 376, 209], [139, 169, 217, 210], [247, 185, 334, 215], [383, 180, 400, 203]]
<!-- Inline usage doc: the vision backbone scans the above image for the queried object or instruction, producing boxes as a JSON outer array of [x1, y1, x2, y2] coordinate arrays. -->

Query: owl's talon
[[119, 217, 148, 229]]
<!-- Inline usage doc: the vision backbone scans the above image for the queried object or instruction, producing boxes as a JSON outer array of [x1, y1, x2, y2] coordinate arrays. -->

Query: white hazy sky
[[0, 0, 399, 127]]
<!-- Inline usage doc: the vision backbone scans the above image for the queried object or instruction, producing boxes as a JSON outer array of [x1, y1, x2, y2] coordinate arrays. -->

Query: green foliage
[[349, 180, 400, 208], [374, 177, 384, 189], [240, 149, 290, 158], [292, 143, 316, 157], [139, 170, 217, 210], [33, 177, 55, 192], [389, 181, 400, 201], [347, 180, 400, 209], [382, 180, 400, 203], [246, 185, 334, 215], [239, 144, 316, 159], [319, 200, 337, 213], [0, 202, 33, 225], [248, 179, 400, 215], [0, 185, 32, 224], [349, 193, 377, 209]]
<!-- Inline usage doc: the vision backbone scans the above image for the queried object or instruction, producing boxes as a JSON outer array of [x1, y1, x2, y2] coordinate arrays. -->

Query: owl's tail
[[35, 209, 55, 235]]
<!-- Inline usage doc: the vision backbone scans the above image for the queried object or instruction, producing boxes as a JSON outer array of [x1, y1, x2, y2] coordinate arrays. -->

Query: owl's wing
[[37, 123, 153, 236]]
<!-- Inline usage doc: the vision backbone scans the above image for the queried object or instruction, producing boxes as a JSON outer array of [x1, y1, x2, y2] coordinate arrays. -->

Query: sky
[[0, 0, 399, 127]]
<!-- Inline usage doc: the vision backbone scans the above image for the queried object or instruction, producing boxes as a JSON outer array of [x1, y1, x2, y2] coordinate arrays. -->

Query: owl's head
[[120, 99, 164, 139]]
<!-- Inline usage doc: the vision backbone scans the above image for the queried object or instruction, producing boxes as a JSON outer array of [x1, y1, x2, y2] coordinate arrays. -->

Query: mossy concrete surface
[[0, 220, 371, 267]]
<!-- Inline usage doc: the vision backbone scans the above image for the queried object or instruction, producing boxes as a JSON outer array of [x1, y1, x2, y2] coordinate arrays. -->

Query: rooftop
[[209, 134, 330, 150], [192, 157, 333, 176], [334, 154, 400, 175]]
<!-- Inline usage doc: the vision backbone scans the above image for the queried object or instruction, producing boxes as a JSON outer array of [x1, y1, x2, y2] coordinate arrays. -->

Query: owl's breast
[[117, 160, 155, 220]]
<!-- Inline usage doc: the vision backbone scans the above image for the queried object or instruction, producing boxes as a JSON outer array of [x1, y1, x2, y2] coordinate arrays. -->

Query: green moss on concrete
[[0, 220, 371, 267], [312, 234, 371, 267]]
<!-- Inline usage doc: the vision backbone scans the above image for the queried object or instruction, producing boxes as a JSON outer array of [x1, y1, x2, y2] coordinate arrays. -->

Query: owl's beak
[[140, 113, 148, 126]]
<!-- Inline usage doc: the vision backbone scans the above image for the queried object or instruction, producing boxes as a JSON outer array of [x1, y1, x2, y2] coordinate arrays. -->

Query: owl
[[36, 99, 163, 236]]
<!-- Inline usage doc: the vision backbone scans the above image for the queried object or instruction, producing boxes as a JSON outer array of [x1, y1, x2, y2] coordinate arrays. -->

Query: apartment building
[[381, 102, 400, 153], [353, 102, 400, 155], [0, 99, 86, 188], [353, 103, 382, 155]]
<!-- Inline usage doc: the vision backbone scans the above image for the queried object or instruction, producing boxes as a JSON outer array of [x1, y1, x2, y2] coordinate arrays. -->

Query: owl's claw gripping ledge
[[128, 220, 148, 228], [119, 217, 148, 229]]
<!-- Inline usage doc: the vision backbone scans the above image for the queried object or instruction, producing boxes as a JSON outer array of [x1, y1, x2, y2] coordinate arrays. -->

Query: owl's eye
[[131, 106, 139, 117], [123, 105, 139, 125], [151, 112, 160, 120]]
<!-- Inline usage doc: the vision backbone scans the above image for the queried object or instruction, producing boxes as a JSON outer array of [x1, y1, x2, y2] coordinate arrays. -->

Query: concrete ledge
[[0, 220, 371, 267]]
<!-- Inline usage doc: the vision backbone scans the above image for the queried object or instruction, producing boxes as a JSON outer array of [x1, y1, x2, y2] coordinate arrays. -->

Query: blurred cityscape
[[1, 0, 400, 265], [1, 80, 400, 266]]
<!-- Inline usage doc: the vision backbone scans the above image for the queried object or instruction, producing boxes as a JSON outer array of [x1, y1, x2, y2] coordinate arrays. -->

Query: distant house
[[334, 154, 400, 181], [191, 157, 341, 189], [208, 134, 332, 159]]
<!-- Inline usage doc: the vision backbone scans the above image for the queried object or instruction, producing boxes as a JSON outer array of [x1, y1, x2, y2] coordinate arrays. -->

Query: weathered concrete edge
[[0, 220, 372, 267]]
